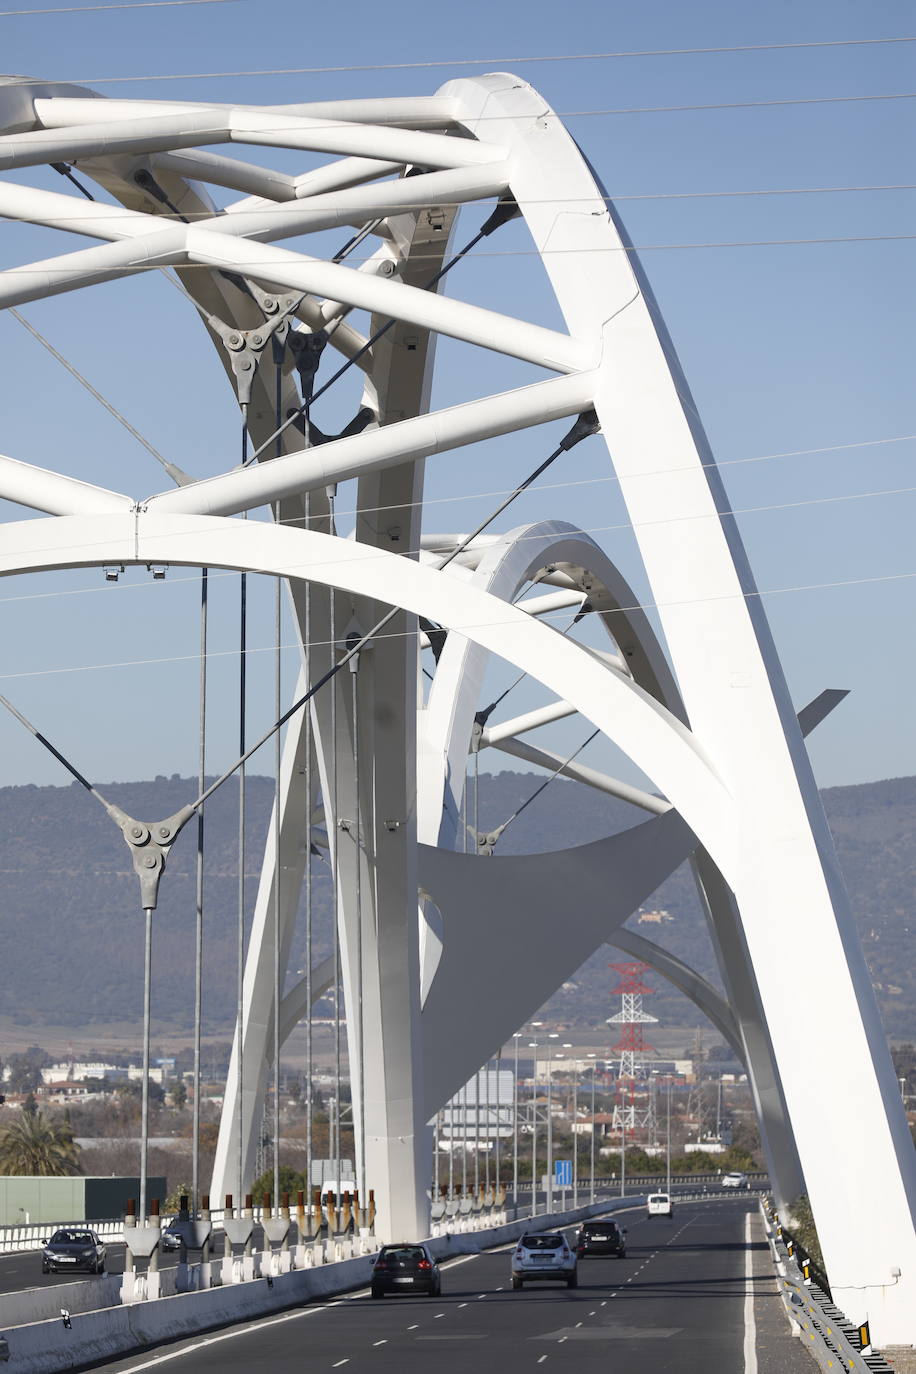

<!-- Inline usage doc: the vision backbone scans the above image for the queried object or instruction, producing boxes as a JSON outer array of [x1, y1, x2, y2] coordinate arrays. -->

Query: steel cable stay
[[470, 726, 602, 855], [191, 567, 208, 1214], [0, 406, 601, 899], [242, 192, 523, 470], [0, 126, 585, 1228]]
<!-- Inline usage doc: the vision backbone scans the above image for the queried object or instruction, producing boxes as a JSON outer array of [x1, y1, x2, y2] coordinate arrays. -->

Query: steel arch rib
[[418, 516, 803, 1206], [439, 72, 916, 1335], [0, 510, 736, 876], [0, 67, 911, 1338]]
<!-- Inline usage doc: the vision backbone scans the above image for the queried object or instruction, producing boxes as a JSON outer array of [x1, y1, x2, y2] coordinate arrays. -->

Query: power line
[[2, 564, 915, 687], [3, 182, 913, 232], [0, 436, 913, 605], [2, 232, 912, 285], [1, 472, 914, 603], [57, 35, 916, 84], [0, 0, 241, 13], [9, 308, 189, 484]]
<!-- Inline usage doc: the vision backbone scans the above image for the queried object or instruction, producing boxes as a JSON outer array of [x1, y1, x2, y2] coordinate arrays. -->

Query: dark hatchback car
[[371, 1243, 441, 1298], [575, 1219, 627, 1258], [160, 1219, 184, 1252], [41, 1228, 107, 1274]]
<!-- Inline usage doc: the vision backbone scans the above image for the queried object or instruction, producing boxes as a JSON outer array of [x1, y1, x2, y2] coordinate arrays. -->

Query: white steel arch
[[0, 70, 912, 1343]]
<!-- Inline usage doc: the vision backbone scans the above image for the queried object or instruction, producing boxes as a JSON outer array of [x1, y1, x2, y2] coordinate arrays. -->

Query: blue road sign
[[554, 1159, 573, 1187]]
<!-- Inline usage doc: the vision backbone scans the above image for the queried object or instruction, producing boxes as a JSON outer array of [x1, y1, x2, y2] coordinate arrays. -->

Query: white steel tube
[[34, 95, 458, 131], [156, 151, 399, 205], [517, 590, 586, 617], [183, 231, 592, 374], [13, 104, 503, 171], [490, 735, 671, 814], [0, 233, 186, 310], [149, 371, 597, 518], [0, 453, 132, 516], [0, 180, 153, 239], [480, 699, 577, 747], [214, 163, 513, 245]]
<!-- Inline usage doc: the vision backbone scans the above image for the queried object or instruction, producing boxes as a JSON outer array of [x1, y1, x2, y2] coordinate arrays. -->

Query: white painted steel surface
[[0, 69, 912, 1344]]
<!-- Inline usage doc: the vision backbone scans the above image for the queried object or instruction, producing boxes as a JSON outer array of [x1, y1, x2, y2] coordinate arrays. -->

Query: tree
[[6, 1046, 52, 1096], [0, 1110, 82, 1176], [250, 1165, 307, 1205], [169, 1081, 188, 1111]]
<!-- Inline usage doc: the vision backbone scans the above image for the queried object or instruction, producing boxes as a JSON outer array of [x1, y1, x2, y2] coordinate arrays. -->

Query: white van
[[647, 1191, 673, 1218]]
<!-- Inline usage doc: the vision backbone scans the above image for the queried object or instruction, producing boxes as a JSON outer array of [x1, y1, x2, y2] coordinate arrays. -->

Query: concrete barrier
[[0, 1196, 645, 1374], [0, 1273, 123, 1329]]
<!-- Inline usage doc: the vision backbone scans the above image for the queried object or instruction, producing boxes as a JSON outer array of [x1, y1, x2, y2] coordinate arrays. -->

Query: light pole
[[448, 1094, 454, 1199], [562, 1043, 575, 1206], [666, 1076, 672, 1195], [528, 1040, 539, 1215], [512, 1033, 521, 1211], [620, 1080, 627, 1199], [587, 1054, 597, 1204], [546, 1033, 559, 1213]]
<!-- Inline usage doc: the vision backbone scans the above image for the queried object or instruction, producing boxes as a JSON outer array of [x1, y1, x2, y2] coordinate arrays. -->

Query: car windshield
[[380, 1246, 426, 1261], [51, 1231, 93, 1245], [649, 1195, 668, 1203], [522, 1234, 563, 1249], [584, 1225, 618, 1237]]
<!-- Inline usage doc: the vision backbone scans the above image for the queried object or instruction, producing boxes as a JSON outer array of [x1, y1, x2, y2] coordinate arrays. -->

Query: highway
[[0, 1242, 181, 1296], [73, 1198, 813, 1373]]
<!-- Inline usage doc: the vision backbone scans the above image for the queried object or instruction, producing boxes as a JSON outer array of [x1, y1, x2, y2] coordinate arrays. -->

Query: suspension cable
[[236, 413, 248, 1204], [191, 567, 208, 1213], [192, 408, 598, 814], [483, 727, 601, 853]]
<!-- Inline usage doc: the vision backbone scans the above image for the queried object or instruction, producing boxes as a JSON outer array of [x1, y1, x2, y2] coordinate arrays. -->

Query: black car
[[371, 1243, 441, 1298], [575, 1219, 627, 1258], [41, 1228, 107, 1274]]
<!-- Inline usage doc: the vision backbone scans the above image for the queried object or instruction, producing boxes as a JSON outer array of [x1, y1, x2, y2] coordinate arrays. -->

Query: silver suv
[[511, 1231, 578, 1289]]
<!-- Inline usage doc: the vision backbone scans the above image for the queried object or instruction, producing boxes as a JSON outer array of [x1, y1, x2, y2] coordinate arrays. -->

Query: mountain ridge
[[0, 769, 912, 1043]]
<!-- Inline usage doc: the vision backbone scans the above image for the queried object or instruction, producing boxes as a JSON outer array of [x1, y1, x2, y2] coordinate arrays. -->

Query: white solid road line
[[743, 1209, 758, 1374], [102, 1245, 486, 1373], [106, 1296, 356, 1372]]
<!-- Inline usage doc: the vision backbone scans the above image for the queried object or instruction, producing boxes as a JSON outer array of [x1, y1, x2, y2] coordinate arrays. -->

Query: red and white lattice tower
[[607, 962, 658, 1081], [608, 962, 658, 1134]]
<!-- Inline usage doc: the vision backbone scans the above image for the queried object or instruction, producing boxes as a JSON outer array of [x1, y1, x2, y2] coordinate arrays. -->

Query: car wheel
[[567, 1273, 578, 1289], [371, 1286, 384, 1299], [41, 1261, 49, 1274], [511, 1275, 522, 1290]]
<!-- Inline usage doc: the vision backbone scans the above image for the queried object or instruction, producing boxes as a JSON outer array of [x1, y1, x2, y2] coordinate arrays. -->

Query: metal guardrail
[[762, 1199, 893, 1374]]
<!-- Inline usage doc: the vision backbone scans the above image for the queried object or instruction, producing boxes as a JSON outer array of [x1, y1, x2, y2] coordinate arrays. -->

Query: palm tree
[[0, 1110, 81, 1176]]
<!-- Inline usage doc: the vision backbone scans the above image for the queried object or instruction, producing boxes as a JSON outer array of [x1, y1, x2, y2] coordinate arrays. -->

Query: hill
[[0, 770, 913, 1045]]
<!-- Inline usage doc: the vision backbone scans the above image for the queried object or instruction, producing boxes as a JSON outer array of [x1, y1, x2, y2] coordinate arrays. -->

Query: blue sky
[[0, 0, 913, 794]]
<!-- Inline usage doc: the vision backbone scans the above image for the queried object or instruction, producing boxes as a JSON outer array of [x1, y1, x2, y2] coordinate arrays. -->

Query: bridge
[[0, 68, 913, 1357]]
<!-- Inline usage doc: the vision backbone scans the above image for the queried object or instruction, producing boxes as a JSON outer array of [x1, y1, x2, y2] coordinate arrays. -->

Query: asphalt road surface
[[76, 1198, 814, 1373], [0, 1242, 179, 1295]]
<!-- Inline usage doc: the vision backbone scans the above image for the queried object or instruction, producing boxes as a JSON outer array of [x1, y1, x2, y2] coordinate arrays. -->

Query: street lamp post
[[528, 1041, 539, 1216], [666, 1077, 672, 1195], [587, 1054, 597, 1204], [546, 1033, 559, 1213], [448, 1095, 454, 1199], [512, 1034, 521, 1212], [620, 1081, 627, 1199], [562, 1042, 575, 1206]]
